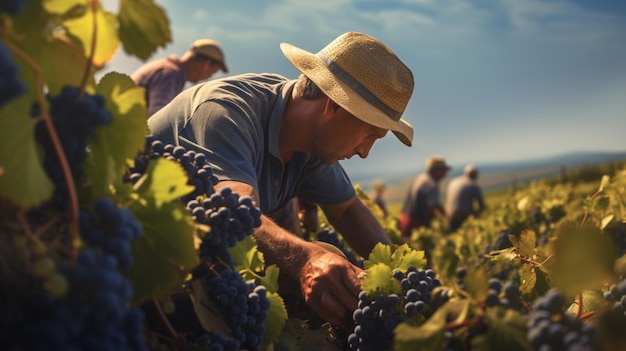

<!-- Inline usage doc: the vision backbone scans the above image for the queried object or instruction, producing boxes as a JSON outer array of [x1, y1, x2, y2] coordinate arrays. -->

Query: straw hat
[[280, 32, 414, 146], [190, 39, 228, 73]]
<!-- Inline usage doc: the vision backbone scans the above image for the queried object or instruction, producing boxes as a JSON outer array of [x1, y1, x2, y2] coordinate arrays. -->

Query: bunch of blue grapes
[[527, 288, 597, 351], [79, 197, 144, 270], [484, 278, 526, 311], [14, 197, 147, 351], [603, 276, 626, 315], [190, 187, 262, 267], [0, 41, 26, 107], [347, 267, 446, 351], [202, 269, 270, 351], [128, 138, 219, 203], [316, 227, 362, 268], [17, 249, 147, 351], [34, 86, 113, 210]]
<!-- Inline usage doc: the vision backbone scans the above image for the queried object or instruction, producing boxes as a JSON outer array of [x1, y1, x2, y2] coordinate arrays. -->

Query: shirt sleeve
[[300, 159, 355, 205], [146, 70, 185, 116]]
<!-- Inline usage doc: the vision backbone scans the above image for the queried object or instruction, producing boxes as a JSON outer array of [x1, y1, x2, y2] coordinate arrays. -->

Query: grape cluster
[[0, 41, 26, 107], [191, 187, 262, 263], [203, 270, 270, 351], [79, 197, 144, 270], [484, 278, 526, 311], [603, 277, 626, 315], [347, 267, 446, 351], [14, 197, 147, 351], [17, 249, 147, 351], [527, 288, 596, 351], [316, 227, 362, 268], [34, 86, 113, 210], [128, 138, 219, 203]]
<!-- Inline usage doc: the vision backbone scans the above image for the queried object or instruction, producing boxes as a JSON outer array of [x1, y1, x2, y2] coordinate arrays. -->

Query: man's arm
[[320, 195, 392, 258], [216, 180, 362, 329]]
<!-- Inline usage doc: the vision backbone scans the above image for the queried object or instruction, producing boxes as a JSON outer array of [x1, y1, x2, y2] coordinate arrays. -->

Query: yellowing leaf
[[264, 291, 288, 346], [42, 0, 86, 14], [364, 243, 393, 269], [63, 5, 119, 67], [361, 262, 401, 296], [134, 158, 194, 207]]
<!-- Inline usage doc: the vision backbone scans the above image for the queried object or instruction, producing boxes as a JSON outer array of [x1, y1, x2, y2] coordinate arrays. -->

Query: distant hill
[[354, 150, 626, 204]]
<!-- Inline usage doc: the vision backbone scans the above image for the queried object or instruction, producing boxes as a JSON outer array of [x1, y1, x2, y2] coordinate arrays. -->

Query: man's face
[[312, 99, 388, 164]]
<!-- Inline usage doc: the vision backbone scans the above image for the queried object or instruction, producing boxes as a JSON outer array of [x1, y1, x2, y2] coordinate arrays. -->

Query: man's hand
[[299, 249, 363, 329]]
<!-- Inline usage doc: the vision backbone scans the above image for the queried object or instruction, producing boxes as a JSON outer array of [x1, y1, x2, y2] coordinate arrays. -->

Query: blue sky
[[100, 0, 626, 180]]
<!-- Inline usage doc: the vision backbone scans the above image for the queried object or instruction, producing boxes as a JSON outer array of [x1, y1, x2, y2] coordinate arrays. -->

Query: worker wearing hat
[[148, 32, 414, 329], [398, 155, 451, 238], [131, 38, 228, 116]]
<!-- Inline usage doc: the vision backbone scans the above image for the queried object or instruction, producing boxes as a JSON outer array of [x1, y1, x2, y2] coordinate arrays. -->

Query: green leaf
[[0, 95, 53, 209], [394, 299, 470, 351], [566, 290, 610, 317], [263, 291, 288, 347], [134, 158, 194, 207], [551, 224, 616, 296], [23, 33, 95, 96], [118, 0, 171, 60], [517, 229, 536, 258], [471, 307, 533, 351], [487, 247, 518, 263], [83, 72, 147, 199], [229, 235, 264, 273], [259, 265, 280, 293], [42, 0, 86, 14], [63, 4, 120, 67], [364, 242, 393, 269], [126, 198, 198, 304], [462, 266, 489, 303], [391, 243, 427, 271], [361, 263, 401, 296]]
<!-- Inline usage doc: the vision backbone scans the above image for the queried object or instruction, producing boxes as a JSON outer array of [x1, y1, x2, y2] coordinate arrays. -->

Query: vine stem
[[580, 189, 602, 227], [1, 34, 81, 260], [152, 298, 186, 350]]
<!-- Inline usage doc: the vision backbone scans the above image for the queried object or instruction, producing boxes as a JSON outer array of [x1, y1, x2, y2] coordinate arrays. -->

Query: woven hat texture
[[280, 32, 414, 146], [190, 39, 228, 73]]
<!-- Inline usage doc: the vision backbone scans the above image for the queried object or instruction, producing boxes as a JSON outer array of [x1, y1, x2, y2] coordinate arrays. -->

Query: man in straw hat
[[132, 38, 228, 116], [398, 155, 451, 238], [445, 164, 485, 232], [148, 32, 414, 329]]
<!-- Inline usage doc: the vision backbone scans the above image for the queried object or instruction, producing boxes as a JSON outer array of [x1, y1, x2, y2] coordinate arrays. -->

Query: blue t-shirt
[[147, 73, 355, 213]]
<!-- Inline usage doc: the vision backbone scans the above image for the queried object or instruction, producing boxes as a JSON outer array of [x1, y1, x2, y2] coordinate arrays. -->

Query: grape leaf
[[0, 95, 53, 209], [392, 243, 426, 272], [517, 229, 536, 259], [264, 291, 288, 347], [85, 72, 148, 199], [42, 0, 86, 14], [551, 224, 616, 295], [118, 0, 171, 60], [462, 266, 489, 303], [126, 197, 198, 305], [364, 242, 393, 269], [361, 262, 401, 296], [63, 4, 119, 67], [133, 158, 194, 207], [228, 235, 280, 292], [394, 299, 470, 351], [189, 279, 232, 336], [471, 307, 533, 351], [566, 290, 610, 317]]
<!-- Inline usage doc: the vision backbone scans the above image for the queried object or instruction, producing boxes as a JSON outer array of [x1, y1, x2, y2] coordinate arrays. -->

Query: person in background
[[147, 32, 415, 329], [445, 164, 485, 232], [131, 38, 228, 116], [398, 156, 450, 239], [370, 180, 388, 218]]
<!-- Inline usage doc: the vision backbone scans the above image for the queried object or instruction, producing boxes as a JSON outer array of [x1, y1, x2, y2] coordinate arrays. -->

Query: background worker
[[131, 38, 228, 116], [398, 156, 451, 239], [445, 164, 485, 232]]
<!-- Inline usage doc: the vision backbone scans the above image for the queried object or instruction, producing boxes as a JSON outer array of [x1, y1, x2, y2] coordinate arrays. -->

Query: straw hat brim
[[280, 42, 414, 147]]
